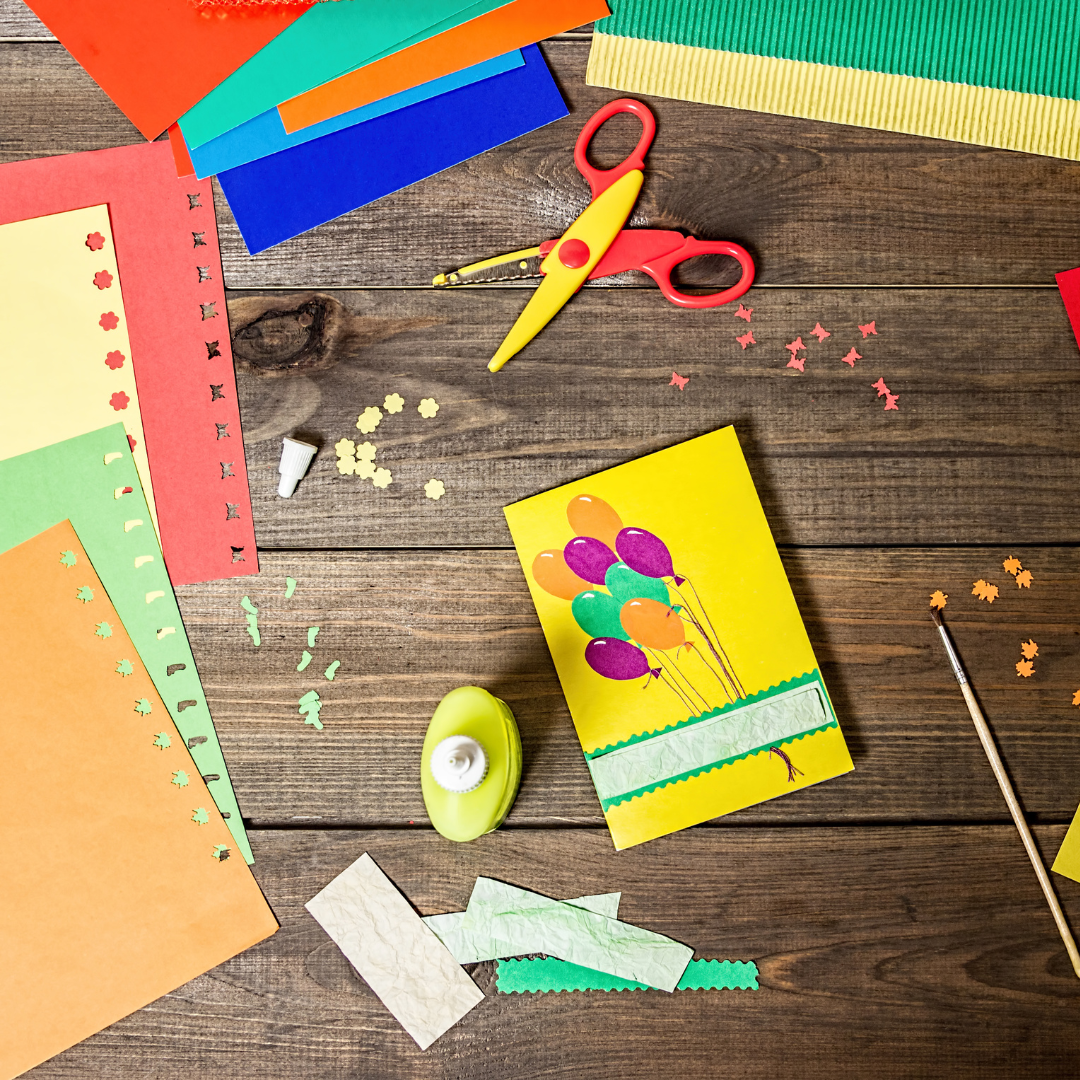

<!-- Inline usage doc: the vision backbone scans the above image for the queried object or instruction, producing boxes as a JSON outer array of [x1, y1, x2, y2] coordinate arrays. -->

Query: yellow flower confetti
[[424, 478, 445, 500], [336, 456, 356, 475], [356, 459, 376, 479], [418, 397, 439, 419], [356, 441, 377, 462], [372, 467, 393, 489], [334, 437, 356, 458], [356, 406, 382, 434], [384, 393, 404, 414]]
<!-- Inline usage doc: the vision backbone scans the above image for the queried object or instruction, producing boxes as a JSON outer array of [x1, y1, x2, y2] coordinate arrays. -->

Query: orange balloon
[[566, 494, 623, 549], [531, 549, 590, 601], [620, 598, 685, 650]]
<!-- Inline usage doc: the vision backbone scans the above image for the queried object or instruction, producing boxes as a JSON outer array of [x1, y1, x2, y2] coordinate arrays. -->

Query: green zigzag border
[[495, 957, 760, 993]]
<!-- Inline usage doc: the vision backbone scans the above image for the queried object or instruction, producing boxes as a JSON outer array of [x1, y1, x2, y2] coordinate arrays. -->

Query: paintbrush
[[930, 603, 1080, 979]]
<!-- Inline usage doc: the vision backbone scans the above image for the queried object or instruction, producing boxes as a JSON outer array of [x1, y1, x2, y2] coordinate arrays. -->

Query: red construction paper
[[21, 0, 312, 140], [0, 142, 258, 586], [1056, 266, 1080, 353]]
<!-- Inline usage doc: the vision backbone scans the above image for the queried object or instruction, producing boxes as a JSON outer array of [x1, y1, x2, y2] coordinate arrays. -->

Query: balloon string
[[682, 641, 734, 705], [662, 651, 713, 711], [768, 745, 804, 783], [683, 577, 745, 698], [646, 648, 709, 713], [669, 591, 742, 701], [644, 657, 699, 717]]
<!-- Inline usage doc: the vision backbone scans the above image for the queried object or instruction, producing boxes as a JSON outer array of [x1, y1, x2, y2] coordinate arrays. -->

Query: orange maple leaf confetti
[[736, 330, 756, 349], [734, 304, 752, 322], [930, 590, 948, 609], [884, 391, 899, 411], [85, 231, 105, 251], [1020, 639, 1038, 660], [785, 336, 806, 355], [1072, 689, 1080, 707], [1003, 556, 1023, 576], [972, 579, 999, 603], [93, 270, 113, 290], [1016, 569, 1033, 589], [872, 377, 889, 397], [99, 312, 119, 330], [841, 347, 862, 367], [859, 321, 878, 338], [669, 371, 689, 390], [786, 356, 805, 372], [1016, 659, 1035, 678], [810, 322, 831, 342]]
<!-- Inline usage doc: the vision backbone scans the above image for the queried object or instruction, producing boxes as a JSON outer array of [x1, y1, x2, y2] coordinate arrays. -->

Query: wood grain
[[0, 0, 47, 38], [227, 287, 1080, 548], [177, 548, 1080, 827], [5, 38, 1080, 285], [23, 827, 1080, 1080]]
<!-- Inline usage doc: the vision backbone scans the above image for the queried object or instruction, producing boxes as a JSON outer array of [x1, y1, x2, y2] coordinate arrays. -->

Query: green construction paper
[[307, 626, 319, 648], [297, 650, 313, 672], [456, 879, 692, 992], [324, 660, 340, 681], [179, 0, 517, 149], [597, 0, 1080, 100], [496, 957, 760, 992], [587, 678, 831, 809], [0, 425, 252, 864], [424, 892, 622, 964], [284, 576, 298, 598]]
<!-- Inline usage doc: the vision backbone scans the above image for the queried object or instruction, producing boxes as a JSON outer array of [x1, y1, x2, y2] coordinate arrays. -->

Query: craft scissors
[[432, 98, 756, 372]]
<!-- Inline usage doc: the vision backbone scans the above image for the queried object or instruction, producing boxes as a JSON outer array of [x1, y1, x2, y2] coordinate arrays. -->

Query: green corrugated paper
[[496, 957, 759, 992], [596, 0, 1080, 101]]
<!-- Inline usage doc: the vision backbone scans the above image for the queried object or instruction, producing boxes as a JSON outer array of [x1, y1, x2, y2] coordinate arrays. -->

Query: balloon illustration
[[532, 549, 590, 601], [585, 637, 652, 681], [615, 527, 684, 584], [572, 590, 628, 641], [564, 536, 618, 586], [620, 598, 685, 650], [567, 494, 623, 549], [604, 561, 670, 606]]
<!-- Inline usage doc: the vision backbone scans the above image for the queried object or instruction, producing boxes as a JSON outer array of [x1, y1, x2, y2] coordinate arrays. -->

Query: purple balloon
[[615, 527, 683, 584], [585, 637, 651, 681], [564, 536, 618, 586]]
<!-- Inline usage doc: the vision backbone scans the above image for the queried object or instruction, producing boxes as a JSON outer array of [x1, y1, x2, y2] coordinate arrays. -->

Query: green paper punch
[[421, 687, 522, 842]]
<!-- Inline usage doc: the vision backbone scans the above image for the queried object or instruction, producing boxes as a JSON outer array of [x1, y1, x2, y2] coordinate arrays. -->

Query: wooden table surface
[[5, 9, 1080, 1078]]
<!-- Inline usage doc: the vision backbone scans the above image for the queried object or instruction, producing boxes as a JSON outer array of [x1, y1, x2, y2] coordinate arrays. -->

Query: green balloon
[[571, 590, 628, 640], [605, 561, 670, 606]]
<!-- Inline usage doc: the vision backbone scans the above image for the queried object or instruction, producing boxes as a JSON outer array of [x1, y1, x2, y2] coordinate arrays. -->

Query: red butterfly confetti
[[93, 270, 113, 290], [85, 232, 105, 251], [109, 391, 130, 411], [810, 322, 831, 342], [785, 336, 807, 355], [669, 371, 689, 390], [841, 348, 862, 367], [105, 350, 125, 370], [128, 434, 137, 451], [99, 312, 119, 330], [859, 321, 877, 338], [872, 377, 889, 396], [884, 392, 899, 411], [736, 330, 756, 349], [786, 356, 806, 372], [734, 304, 752, 322]]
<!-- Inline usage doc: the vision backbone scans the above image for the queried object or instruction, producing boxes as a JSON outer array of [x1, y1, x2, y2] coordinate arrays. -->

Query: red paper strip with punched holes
[[0, 142, 258, 586], [1056, 267, 1080, 355]]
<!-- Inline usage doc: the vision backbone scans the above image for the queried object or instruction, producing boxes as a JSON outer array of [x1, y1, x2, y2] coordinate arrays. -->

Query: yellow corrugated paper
[[587, 33, 1080, 160]]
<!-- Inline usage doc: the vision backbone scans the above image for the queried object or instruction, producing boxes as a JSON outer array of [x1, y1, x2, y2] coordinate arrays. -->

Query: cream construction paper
[[0, 205, 157, 529], [425, 892, 622, 964], [305, 853, 485, 1050], [457, 878, 692, 992], [587, 34, 1080, 162]]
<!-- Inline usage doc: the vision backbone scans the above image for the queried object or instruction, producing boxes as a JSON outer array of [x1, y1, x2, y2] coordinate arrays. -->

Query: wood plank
[[0, 0, 48, 38], [178, 548, 1080, 828], [225, 287, 1080, 548], [23, 826, 1080, 1080], [5, 41, 1080, 285]]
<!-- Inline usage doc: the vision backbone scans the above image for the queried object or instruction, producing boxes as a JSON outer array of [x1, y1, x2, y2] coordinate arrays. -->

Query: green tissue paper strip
[[0, 425, 252, 863], [496, 957, 760, 993], [456, 878, 692, 992], [179, 0, 516, 148], [597, 0, 1080, 101], [424, 892, 621, 964]]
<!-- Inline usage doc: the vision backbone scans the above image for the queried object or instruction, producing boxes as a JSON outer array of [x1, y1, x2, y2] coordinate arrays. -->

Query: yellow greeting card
[[0, 204, 156, 529], [504, 427, 853, 849]]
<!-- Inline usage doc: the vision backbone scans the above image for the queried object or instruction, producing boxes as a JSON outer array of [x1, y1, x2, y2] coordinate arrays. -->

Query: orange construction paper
[[0, 521, 278, 1080], [22, 0, 312, 140], [278, 0, 608, 133]]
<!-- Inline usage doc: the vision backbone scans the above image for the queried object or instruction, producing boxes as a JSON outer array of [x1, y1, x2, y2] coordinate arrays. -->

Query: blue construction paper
[[217, 44, 567, 255], [186, 51, 524, 181], [179, 0, 516, 150]]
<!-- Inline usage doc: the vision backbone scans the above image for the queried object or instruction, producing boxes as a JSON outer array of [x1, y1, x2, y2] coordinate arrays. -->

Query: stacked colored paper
[[587, 0, 1080, 160]]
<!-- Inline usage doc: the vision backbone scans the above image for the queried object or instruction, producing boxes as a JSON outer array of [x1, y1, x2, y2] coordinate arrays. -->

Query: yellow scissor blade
[[488, 169, 644, 372]]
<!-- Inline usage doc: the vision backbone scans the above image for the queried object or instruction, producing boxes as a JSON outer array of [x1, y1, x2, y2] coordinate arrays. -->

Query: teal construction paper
[[179, 0, 517, 149], [495, 956, 760, 992], [184, 50, 523, 179]]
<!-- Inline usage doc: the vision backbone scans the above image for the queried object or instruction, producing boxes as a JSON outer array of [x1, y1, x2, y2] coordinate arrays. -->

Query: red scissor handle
[[640, 237, 756, 310], [573, 98, 656, 200]]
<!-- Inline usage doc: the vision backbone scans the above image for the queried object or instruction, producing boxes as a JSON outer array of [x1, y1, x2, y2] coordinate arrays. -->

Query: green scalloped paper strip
[[496, 957, 759, 993]]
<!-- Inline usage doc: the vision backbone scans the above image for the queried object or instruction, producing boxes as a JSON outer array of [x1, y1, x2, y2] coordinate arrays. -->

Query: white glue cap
[[430, 735, 488, 794], [277, 436, 318, 498]]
